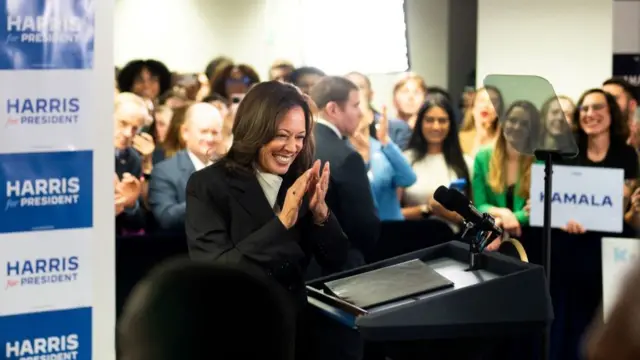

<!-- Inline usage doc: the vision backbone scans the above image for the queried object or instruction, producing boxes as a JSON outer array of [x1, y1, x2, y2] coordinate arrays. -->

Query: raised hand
[[278, 169, 312, 229], [308, 160, 330, 224], [376, 105, 390, 145], [350, 131, 370, 163], [133, 133, 155, 158], [116, 172, 142, 208], [115, 195, 127, 216]]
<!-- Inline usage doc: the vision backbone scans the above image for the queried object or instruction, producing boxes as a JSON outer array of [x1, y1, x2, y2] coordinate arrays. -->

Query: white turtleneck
[[255, 169, 283, 210]]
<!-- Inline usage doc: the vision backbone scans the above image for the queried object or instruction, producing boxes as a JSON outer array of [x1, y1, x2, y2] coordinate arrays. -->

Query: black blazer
[[185, 161, 349, 306], [115, 147, 145, 234], [314, 123, 380, 265]]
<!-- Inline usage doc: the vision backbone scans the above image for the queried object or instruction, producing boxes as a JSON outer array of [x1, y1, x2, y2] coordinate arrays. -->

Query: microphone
[[433, 186, 503, 237]]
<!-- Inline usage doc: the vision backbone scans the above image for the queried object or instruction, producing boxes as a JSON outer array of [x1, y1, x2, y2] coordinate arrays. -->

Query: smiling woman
[[184, 81, 349, 359]]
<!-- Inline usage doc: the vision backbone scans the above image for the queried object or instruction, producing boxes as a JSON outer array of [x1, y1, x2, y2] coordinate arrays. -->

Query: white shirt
[[187, 151, 212, 171], [403, 151, 474, 233], [256, 169, 283, 210], [316, 118, 342, 139]]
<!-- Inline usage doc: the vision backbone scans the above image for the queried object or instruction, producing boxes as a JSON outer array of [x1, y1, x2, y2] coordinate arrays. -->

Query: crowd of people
[[113, 55, 640, 360], [113, 56, 640, 241]]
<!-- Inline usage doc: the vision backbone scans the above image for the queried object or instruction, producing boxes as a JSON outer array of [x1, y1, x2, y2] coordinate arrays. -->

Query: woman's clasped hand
[[278, 160, 331, 229]]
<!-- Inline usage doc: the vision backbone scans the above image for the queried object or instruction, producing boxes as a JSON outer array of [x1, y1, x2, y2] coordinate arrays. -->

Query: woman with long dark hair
[[185, 81, 348, 359], [400, 98, 472, 231]]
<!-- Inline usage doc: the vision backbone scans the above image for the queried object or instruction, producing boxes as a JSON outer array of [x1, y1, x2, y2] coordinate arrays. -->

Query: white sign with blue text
[[0, 0, 113, 359], [602, 237, 640, 321], [529, 164, 624, 233]]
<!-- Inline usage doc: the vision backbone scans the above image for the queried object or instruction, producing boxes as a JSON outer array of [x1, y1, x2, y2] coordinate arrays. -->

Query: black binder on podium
[[306, 241, 553, 344]]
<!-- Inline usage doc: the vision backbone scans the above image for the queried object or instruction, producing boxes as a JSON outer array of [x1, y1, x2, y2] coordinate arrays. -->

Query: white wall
[[613, 1, 640, 53], [115, 0, 633, 107], [477, 0, 612, 101], [114, 0, 274, 77], [114, 0, 451, 110]]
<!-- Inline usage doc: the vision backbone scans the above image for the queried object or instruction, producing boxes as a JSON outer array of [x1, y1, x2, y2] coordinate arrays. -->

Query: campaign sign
[[529, 164, 624, 233], [0, 0, 95, 70], [601, 237, 640, 321], [0, 84, 92, 153], [0, 151, 93, 234], [0, 307, 91, 360], [0, 231, 92, 316]]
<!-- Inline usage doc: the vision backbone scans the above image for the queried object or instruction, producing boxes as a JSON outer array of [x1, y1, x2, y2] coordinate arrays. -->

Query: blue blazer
[[148, 150, 196, 230], [368, 138, 417, 220]]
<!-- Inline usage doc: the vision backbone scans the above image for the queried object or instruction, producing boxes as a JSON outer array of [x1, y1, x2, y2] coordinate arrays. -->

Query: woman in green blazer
[[472, 102, 537, 239]]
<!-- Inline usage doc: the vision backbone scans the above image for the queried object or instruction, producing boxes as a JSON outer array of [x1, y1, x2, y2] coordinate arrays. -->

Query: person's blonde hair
[[114, 92, 150, 124], [488, 132, 534, 198]]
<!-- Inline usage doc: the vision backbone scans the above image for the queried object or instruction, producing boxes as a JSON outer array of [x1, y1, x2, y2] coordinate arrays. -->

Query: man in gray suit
[[148, 103, 223, 231]]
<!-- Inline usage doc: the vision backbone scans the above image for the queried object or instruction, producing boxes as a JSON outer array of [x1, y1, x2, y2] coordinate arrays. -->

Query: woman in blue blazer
[[350, 107, 417, 220]]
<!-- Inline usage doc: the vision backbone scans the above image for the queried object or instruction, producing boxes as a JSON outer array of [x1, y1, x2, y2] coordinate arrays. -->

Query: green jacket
[[472, 147, 529, 225]]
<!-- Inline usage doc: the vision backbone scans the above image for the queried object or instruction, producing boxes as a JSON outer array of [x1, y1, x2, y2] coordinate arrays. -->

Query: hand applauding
[[376, 105, 390, 146], [114, 172, 142, 209], [277, 160, 331, 229], [308, 160, 330, 224]]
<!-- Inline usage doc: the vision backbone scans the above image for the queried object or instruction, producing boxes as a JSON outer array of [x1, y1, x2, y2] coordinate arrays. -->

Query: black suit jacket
[[115, 147, 145, 234], [314, 123, 380, 266], [185, 161, 349, 306]]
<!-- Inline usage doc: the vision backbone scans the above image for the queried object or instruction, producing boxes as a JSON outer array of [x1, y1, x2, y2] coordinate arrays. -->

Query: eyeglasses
[[579, 103, 606, 113]]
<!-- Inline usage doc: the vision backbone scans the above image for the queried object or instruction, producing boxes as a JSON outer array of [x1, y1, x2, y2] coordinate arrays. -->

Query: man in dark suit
[[114, 92, 148, 234], [309, 76, 380, 272], [148, 102, 223, 231]]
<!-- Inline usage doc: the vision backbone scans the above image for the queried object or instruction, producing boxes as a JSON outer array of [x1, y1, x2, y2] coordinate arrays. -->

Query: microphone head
[[447, 188, 470, 208], [433, 186, 453, 210]]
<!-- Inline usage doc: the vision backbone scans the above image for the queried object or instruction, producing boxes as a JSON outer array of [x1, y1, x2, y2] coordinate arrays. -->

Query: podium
[[306, 241, 554, 359]]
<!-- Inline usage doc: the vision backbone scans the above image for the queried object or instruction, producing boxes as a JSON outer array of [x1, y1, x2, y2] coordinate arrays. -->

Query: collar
[[316, 118, 342, 139], [187, 151, 212, 171], [255, 169, 283, 209]]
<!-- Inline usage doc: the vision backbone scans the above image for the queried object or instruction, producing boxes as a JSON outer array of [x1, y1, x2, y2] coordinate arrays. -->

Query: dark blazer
[[115, 147, 145, 234], [148, 150, 195, 231], [314, 123, 380, 268], [185, 161, 349, 306]]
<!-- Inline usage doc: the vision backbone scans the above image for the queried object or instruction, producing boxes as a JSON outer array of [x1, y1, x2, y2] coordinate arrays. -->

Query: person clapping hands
[[278, 160, 331, 229]]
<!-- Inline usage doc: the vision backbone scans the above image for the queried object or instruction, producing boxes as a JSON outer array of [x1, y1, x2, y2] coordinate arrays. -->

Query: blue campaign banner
[[0, 307, 91, 360], [0, 0, 95, 70], [0, 151, 93, 234]]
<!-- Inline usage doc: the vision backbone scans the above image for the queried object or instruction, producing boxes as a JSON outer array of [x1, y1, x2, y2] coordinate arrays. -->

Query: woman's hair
[[210, 63, 261, 100], [488, 130, 534, 199], [204, 56, 233, 82], [161, 106, 188, 158], [572, 88, 629, 149], [157, 88, 190, 107], [488, 101, 540, 198], [407, 98, 471, 197], [117, 59, 172, 96], [222, 81, 315, 177], [460, 85, 504, 133]]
